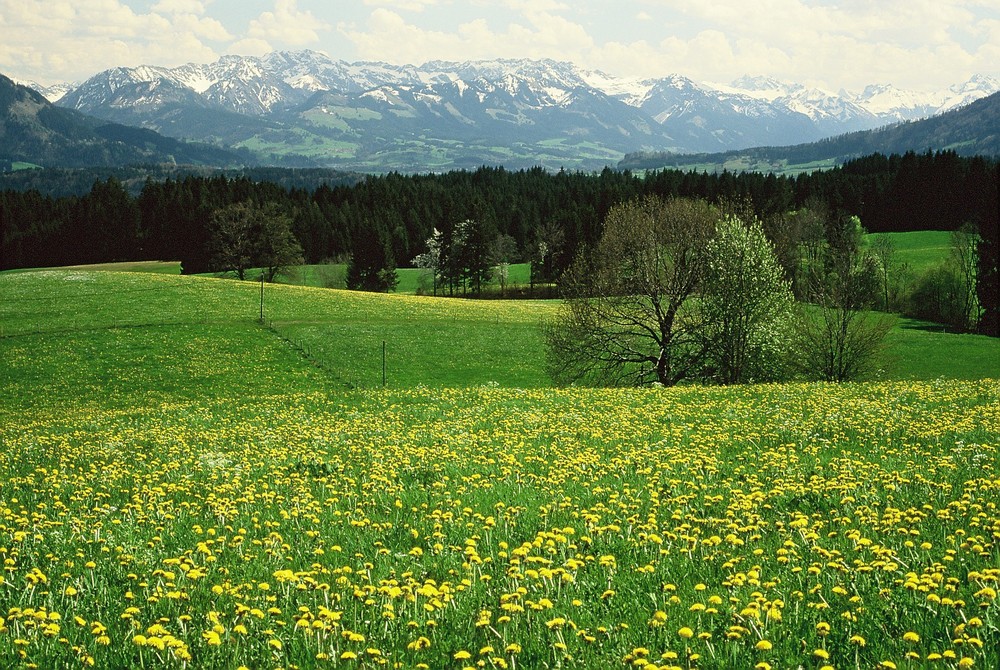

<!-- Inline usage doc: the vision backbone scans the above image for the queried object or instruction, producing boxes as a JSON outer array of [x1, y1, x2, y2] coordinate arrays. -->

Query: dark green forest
[[2, 151, 993, 268]]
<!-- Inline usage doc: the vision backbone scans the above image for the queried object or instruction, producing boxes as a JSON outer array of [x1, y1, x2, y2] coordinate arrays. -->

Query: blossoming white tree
[[698, 214, 795, 384]]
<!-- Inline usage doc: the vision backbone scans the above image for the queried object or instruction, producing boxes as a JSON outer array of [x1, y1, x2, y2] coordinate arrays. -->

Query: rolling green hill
[[2, 267, 996, 417], [0, 271, 552, 414], [877, 230, 953, 275]]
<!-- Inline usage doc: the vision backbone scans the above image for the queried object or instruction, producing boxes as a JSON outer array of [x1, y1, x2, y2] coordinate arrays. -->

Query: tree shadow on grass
[[897, 317, 964, 334]]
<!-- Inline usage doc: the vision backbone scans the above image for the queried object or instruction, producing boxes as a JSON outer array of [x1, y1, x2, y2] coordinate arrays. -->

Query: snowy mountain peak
[[955, 74, 1000, 92], [730, 75, 797, 94], [56, 52, 999, 126], [15, 78, 77, 103], [40, 51, 1000, 171], [853, 83, 939, 119]]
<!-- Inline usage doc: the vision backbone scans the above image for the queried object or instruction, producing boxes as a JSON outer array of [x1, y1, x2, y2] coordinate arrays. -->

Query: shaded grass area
[[39, 261, 540, 296], [280, 263, 535, 295]]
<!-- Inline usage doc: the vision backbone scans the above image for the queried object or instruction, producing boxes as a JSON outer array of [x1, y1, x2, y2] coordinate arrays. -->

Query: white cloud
[[339, 9, 462, 64], [0, 0, 228, 84], [247, 0, 330, 47], [363, 0, 442, 11], [227, 38, 274, 57], [340, 5, 594, 66], [152, 0, 207, 13], [629, 0, 997, 90], [1, 0, 996, 91]]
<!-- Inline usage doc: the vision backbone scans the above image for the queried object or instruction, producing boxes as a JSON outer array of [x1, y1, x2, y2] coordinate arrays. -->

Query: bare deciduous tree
[[791, 233, 895, 381], [489, 233, 518, 296], [868, 233, 898, 311], [950, 222, 981, 331], [544, 197, 717, 386]]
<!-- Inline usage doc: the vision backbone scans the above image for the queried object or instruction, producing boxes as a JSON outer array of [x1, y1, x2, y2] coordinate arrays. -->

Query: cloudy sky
[[3, 0, 998, 92]]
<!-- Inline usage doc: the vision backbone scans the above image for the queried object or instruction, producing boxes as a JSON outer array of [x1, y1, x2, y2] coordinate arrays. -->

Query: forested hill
[[0, 165, 365, 199], [0, 74, 242, 169], [620, 90, 1000, 172], [2, 151, 996, 275]]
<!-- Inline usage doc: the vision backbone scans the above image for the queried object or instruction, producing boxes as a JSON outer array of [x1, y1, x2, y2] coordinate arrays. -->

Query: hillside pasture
[[0, 271, 552, 414], [870, 230, 954, 276]]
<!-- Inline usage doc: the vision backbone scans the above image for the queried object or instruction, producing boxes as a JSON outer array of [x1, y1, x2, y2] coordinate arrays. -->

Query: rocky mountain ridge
[[16, 52, 1000, 170]]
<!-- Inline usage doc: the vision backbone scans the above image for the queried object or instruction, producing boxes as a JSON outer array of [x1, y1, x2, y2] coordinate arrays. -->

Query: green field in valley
[[19, 230, 950, 294], [877, 230, 954, 275], [1, 260, 998, 669]]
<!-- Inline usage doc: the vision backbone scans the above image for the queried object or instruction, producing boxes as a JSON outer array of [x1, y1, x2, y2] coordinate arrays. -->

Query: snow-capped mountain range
[[22, 50, 1000, 171]]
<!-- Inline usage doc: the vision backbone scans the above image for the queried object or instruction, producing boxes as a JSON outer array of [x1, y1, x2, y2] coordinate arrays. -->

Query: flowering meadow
[[1, 271, 999, 669]]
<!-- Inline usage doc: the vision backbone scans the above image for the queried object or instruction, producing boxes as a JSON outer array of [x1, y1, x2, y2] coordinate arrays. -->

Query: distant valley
[[10, 50, 999, 172]]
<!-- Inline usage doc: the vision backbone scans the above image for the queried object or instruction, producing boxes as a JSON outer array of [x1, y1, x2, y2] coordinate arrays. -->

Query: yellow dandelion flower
[[407, 636, 432, 652]]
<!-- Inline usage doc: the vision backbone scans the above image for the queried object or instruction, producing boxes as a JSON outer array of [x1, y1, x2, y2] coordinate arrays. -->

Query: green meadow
[[883, 230, 955, 275], [1, 254, 997, 668]]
